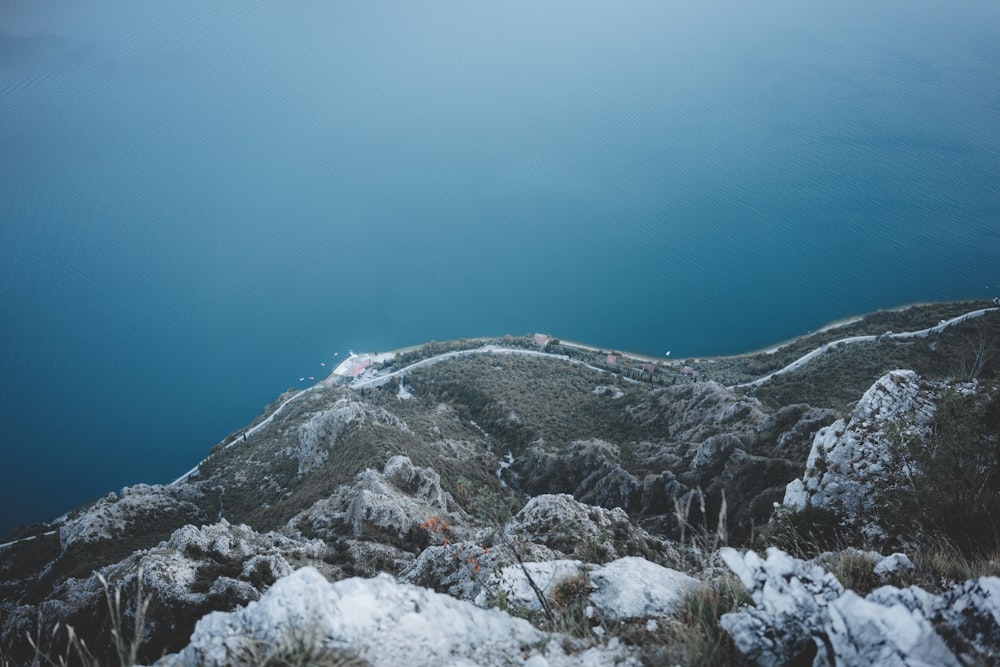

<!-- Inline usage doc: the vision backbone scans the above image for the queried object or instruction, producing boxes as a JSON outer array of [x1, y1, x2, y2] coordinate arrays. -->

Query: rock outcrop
[[156, 566, 639, 667], [587, 557, 699, 622], [515, 439, 644, 512], [719, 547, 1000, 667], [476, 556, 699, 622], [296, 399, 409, 475], [286, 455, 467, 555], [59, 483, 210, 550], [781, 370, 948, 541], [505, 494, 681, 566], [1, 521, 326, 663], [402, 493, 682, 602]]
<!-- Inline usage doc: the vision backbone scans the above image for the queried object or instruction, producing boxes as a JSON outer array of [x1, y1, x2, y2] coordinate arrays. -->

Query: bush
[[891, 382, 1000, 553], [755, 505, 857, 560]]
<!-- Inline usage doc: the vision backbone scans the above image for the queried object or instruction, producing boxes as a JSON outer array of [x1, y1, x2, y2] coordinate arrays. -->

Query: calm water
[[1, 0, 998, 535]]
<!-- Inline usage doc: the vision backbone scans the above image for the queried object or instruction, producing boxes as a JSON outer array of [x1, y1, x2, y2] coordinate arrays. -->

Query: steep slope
[[1, 300, 998, 665]]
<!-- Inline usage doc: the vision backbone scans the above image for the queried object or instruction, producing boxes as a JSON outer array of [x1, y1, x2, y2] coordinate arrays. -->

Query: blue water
[[1, 0, 998, 535]]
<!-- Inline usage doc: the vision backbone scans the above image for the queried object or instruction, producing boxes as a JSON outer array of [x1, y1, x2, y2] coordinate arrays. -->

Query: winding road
[[727, 307, 998, 390], [4, 305, 994, 551]]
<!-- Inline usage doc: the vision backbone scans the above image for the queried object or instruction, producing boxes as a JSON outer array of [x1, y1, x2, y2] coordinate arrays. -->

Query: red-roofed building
[[606, 355, 618, 366], [533, 333, 551, 347], [347, 358, 373, 377]]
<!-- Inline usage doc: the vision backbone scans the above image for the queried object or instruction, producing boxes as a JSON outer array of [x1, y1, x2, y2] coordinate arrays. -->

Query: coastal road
[[7, 306, 993, 550], [348, 345, 576, 389], [728, 307, 998, 390], [171, 346, 579, 485], [0, 529, 58, 551], [174, 305, 1000, 482], [170, 387, 313, 485]]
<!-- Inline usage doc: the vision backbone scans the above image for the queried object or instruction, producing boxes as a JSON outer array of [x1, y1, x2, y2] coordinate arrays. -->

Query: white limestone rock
[[823, 590, 960, 667], [344, 539, 415, 577], [157, 567, 640, 667], [296, 399, 409, 475], [59, 483, 205, 550], [873, 552, 916, 582], [403, 493, 673, 604], [587, 557, 699, 622], [120, 522, 324, 614], [932, 577, 1000, 662], [286, 455, 468, 552], [780, 370, 949, 540], [345, 457, 459, 550], [506, 493, 680, 566], [720, 547, 844, 667], [478, 559, 585, 611], [3, 521, 327, 657], [870, 577, 1000, 664], [690, 434, 744, 471], [403, 541, 504, 601], [476, 556, 698, 623], [719, 547, 1000, 667]]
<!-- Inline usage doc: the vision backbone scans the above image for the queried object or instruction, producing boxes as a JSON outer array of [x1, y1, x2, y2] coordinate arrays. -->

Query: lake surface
[[1, 0, 998, 534]]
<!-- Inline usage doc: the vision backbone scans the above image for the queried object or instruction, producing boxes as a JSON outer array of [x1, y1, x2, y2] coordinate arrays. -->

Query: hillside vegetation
[[2, 300, 999, 666]]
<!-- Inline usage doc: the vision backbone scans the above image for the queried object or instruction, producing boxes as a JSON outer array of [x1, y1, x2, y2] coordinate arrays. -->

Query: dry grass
[[675, 489, 726, 549], [818, 549, 879, 594], [11, 567, 150, 667], [908, 538, 1000, 593], [227, 632, 369, 667], [631, 570, 747, 667], [546, 568, 599, 639]]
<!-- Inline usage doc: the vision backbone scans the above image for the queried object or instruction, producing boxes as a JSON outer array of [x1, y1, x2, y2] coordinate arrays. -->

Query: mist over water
[[1, 0, 998, 534]]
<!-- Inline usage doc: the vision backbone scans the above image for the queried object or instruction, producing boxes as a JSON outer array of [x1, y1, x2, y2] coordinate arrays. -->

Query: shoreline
[[341, 300, 991, 371], [733, 315, 864, 358]]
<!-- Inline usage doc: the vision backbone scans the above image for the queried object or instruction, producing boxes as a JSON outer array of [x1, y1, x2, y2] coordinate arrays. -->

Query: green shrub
[[889, 383, 1000, 553]]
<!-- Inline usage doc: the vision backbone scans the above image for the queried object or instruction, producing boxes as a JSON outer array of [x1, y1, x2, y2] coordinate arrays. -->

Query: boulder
[[781, 370, 946, 541], [719, 547, 1000, 667], [587, 557, 699, 622], [285, 456, 468, 552], [505, 494, 681, 566], [2, 521, 326, 663], [478, 559, 586, 611], [476, 556, 698, 623], [402, 541, 505, 601], [823, 590, 960, 667], [157, 567, 640, 667], [720, 547, 845, 666], [873, 553, 916, 582]]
